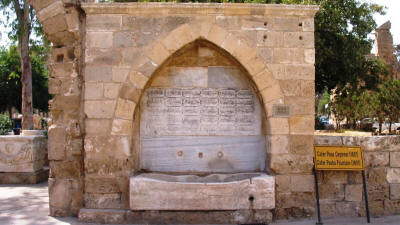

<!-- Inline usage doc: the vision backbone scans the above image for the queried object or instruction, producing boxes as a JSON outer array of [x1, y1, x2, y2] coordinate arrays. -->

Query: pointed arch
[[110, 22, 283, 137]]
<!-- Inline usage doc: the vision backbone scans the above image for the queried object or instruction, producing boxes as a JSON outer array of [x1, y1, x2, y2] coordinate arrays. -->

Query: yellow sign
[[314, 146, 364, 171]]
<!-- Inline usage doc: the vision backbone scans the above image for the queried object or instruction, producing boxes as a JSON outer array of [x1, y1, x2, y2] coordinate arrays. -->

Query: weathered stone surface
[[79, 208, 126, 224], [390, 184, 400, 200], [364, 151, 389, 167], [0, 168, 49, 184], [289, 116, 314, 135], [388, 168, 400, 184], [269, 153, 313, 174], [391, 152, 400, 167], [130, 173, 275, 210], [345, 184, 363, 202], [84, 100, 116, 119], [48, 125, 66, 160], [291, 175, 314, 192], [0, 135, 47, 172]]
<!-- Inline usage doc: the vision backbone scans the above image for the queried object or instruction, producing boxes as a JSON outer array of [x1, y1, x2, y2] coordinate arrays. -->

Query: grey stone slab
[[140, 135, 266, 173], [129, 172, 275, 210]]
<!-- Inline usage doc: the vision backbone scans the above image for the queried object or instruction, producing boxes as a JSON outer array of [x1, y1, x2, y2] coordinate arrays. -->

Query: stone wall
[[30, 1, 319, 221], [375, 21, 399, 80], [315, 135, 400, 218]]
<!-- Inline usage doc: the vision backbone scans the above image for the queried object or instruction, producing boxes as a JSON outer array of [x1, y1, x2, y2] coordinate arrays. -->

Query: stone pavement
[[1, 181, 400, 225]]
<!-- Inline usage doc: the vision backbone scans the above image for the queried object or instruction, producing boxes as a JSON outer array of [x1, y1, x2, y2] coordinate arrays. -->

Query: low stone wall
[[315, 135, 400, 218], [0, 135, 48, 184]]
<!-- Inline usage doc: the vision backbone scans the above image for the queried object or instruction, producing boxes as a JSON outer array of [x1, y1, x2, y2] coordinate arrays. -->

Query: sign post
[[313, 146, 370, 224]]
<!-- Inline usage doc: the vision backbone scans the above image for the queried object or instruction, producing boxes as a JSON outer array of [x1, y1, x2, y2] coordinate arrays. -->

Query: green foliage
[[282, 0, 385, 94], [378, 79, 400, 125], [0, 45, 51, 113], [0, 114, 12, 135], [317, 91, 330, 115]]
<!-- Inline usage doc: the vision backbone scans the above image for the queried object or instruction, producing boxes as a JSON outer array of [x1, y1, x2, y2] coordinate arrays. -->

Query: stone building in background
[[375, 21, 399, 80]]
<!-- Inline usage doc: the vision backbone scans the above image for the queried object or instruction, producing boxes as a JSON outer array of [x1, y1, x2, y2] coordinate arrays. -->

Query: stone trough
[[130, 172, 275, 210]]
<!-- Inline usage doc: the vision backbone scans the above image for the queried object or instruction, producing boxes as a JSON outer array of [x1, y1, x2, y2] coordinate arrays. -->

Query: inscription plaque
[[141, 87, 261, 136]]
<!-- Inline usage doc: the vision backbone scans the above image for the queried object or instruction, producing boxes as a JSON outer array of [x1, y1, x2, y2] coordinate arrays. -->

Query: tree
[[0, 0, 41, 129], [0, 45, 50, 115], [282, 0, 385, 94], [378, 79, 400, 133]]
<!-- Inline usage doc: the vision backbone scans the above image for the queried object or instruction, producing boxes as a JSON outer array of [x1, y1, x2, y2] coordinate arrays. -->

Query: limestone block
[[79, 208, 126, 224], [364, 152, 389, 167], [86, 32, 113, 48], [216, 15, 241, 31], [49, 62, 75, 78], [301, 80, 315, 96], [267, 135, 289, 154], [68, 138, 83, 156], [241, 16, 271, 31], [207, 25, 229, 46], [84, 100, 116, 119], [36, 1, 64, 22], [84, 83, 103, 100], [266, 118, 289, 135], [289, 116, 315, 135], [387, 168, 400, 184], [84, 136, 131, 160], [341, 136, 361, 146], [391, 152, 400, 167], [273, 48, 303, 64], [289, 135, 314, 155], [85, 65, 112, 82], [48, 125, 66, 160], [42, 14, 68, 35], [221, 33, 241, 55], [112, 67, 129, 83], [258, 47, 273, 63], [85, 193, 122, 209], [245, 54, 266, 76], [260, 83, 283, 103], [345, 184, 363, 202], [253, 70, 275, 91], [208, 67, 248, 89], [273, 17, 300, 31], [49, 178, 72, 210], [50, 95, 80, 111], [114, 98, 136, 120], [49, 78, 61, 94], [368, 184, 389, 201], [285, 64, 315, 80], [135, 60, 158, 78], [173, 24, 194, 46], [50, 159, 82, 178], [275, 175, 291, 193], [85, 177, 126, 194], [269, 153, 313, 174], [304, 49, 315, 64], [119, 84, 141, 103], [65, 8, 80, 32], [85, 119, 112, 136], [335, 201, 360, 216], [86, 15, 121, 31], [103, 83, 120, 99], [111, 119, 132, 136], [256, 31, 284, 48], [284, 32, 314, 48], [291, 175, 314, 192], [161, 31, 185, 54], [267, 64, 285, 80], [130, 173, 275, 210], [279, 80, 301, 96], [285, 96, 314, 116], [276, 192, 314, 209], [146, 42, 170, 65], [113, 31, 135, 48], [319, 184, 344, 200], [301, 17, 314, 32], [121, 48, 142, 66], [122, 16, 163, 33], [232, 41, 257, 66], [314, 135, 342, 146], [85, 48, 121, 65], [390, 184, 400, 200], [129, 71, 148, 89]]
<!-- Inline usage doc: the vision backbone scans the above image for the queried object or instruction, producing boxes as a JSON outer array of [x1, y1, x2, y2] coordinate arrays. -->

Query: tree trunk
[[389, 120, 392, 134], [378, 118, 383, 134], [16, 0, 33, 130]]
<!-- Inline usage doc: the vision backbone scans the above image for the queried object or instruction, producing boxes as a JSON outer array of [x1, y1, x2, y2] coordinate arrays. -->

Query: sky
[[0, 1, 399, 53]]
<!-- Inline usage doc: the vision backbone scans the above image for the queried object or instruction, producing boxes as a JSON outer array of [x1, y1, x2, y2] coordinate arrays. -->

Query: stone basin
[[130, 172, 275, 211]]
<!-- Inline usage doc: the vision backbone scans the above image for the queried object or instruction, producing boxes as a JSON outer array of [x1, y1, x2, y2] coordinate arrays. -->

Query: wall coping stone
[[81, 2, 319, 16]]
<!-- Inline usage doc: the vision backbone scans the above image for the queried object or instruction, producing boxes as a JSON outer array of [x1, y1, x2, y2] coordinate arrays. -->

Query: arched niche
[[136, 39, 267, 174]]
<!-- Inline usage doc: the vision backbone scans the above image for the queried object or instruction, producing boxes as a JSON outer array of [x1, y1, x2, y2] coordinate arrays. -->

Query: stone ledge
[[82, 3, 319, 16], [0, 168, 49, 184], [79, 208, 273, 224]]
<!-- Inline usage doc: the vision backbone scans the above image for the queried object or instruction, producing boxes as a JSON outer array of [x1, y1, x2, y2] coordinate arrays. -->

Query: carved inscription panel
[[140, 87, 261, 136]]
